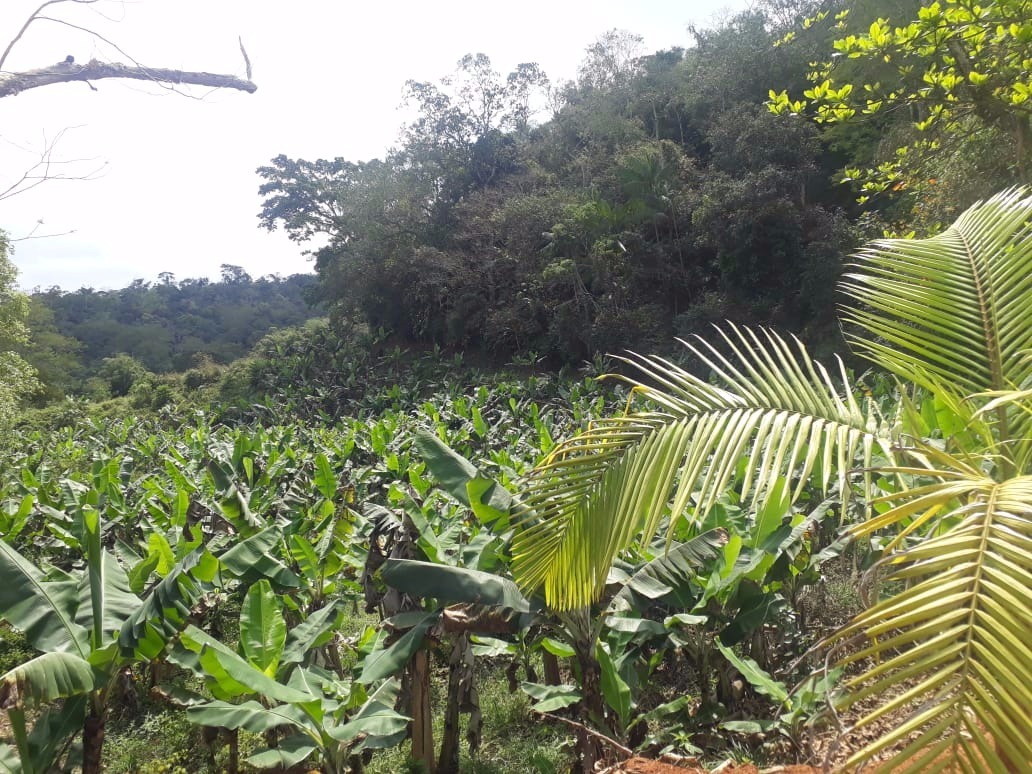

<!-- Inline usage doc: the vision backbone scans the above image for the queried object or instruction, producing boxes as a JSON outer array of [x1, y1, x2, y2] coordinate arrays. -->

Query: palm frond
[[825, 455, 1032, 772], [842, 186, 1032, 402], [511, 325, 892, 611], [972, 384, 1032, 472]]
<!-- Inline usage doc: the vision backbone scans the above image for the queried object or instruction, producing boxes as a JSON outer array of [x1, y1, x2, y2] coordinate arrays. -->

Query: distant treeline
[[23, 267, 318, 403]]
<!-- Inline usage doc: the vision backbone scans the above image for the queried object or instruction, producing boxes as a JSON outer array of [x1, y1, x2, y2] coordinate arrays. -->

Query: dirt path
[[612, 757, 821, 773]]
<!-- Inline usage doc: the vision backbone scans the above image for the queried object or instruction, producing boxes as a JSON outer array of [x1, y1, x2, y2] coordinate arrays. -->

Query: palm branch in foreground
[[510, 187, 1032, 770]]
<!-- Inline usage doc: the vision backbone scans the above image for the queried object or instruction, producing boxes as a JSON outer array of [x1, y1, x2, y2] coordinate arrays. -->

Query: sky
[[1, 0, 747, 291]]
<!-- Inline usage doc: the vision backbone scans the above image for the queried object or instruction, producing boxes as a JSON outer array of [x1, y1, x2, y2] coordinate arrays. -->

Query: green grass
[[103, 707, 206, 774], [366, 663, 572, 774], [0, 623, 34, 676]]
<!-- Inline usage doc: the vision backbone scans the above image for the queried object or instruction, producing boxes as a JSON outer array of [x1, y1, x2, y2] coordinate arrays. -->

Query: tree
[[576, 29, 644, 91], [18, 297, 83, 404], [0, 233, 39, 425], [96, 353, 147, 397], [509, 188, 1032, 770], [769, 0, 1032, 215], [257, 13, 856, 363]]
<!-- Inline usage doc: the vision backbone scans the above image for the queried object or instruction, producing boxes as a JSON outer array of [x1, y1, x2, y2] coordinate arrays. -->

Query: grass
[[366, 662, 572, 774], [0, 623, 33, 675], [103, 707, 206, 774]]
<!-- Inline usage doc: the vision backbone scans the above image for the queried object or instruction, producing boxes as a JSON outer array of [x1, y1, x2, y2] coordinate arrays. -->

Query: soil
[[612, 758, 821, 773]]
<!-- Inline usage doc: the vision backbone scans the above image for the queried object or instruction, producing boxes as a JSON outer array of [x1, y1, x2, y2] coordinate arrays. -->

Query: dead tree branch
[[1, 1, 257, 99], [0, 0, 102, 72], [0, 126, 106, 202], [238, 36, 252, 81], [0, 58, 257, 99]]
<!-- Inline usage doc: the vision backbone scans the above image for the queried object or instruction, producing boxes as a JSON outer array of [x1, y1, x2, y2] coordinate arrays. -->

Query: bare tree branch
[[0, 126, 106, 202], [0, 58, 257, 99], [1, 1, 257, 99], [0, 0, 256, 209], [10, 219, 77, 242], [238, 36, 252, 81], [0, 0, 101, 72]]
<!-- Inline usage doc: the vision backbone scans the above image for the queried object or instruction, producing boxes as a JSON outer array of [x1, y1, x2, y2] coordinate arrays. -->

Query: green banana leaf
[[118, 548, 217, 654], [0, 651, 95, 709], [0, 539, 88, 656], [239, 580, 286, 676], [186, 699, 313, 734], [74, 550, 141, 648], [519, 681, 582, 712], [326, 699, 409, 742], [245, 734, 318, 769], [413, 430, 477, 506], [20, 696, 89, 774], [415, 431, 513, 529], [359, 611, 440, 684], [607, 528, 728, 613], [382, 559, 531, 615], [716, 642, 788, 703], [219, 526, 299, 588], [177, 625, 313, 704], [281, 601, 343, 666]]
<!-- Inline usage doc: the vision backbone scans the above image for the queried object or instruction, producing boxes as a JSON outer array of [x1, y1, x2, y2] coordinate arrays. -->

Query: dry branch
[[0, 58, 256, 99]]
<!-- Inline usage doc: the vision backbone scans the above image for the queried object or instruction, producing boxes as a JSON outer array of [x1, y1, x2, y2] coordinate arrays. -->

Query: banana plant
[[173, 579, 406, 772], [509, 187, 1032, 770], [0, 503, 218, 774], [385, 432, 729, 771]]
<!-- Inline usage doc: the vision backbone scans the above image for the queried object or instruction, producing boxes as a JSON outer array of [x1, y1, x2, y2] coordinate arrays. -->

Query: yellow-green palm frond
[[973, 380, 1032, 472], [510, 324, 893, 611], [842, 187, 1032, 407], [825, 454, 1032, 772]]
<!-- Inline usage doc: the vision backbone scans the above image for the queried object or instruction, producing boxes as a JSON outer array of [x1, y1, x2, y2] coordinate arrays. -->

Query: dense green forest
[[21, 270, 317, 405], [1, 1, 1030, 772], [255, 0, 1027, 366]]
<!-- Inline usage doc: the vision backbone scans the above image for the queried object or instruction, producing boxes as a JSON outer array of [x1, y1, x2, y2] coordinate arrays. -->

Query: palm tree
[[509, 187, 1032, 771]]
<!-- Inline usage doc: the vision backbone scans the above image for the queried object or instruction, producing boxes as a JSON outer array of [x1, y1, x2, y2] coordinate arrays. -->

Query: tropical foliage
[[257, 9, 861, 365], [20, 270, 316, 403], [769, 0, 1032, 223], [510, 188, 1032, 770], [3, 3, 1031, 772], [0, 233, 39, 426]]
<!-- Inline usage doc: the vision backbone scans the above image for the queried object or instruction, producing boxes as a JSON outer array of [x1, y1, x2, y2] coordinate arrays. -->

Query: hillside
[[21, 270, 318, 403]]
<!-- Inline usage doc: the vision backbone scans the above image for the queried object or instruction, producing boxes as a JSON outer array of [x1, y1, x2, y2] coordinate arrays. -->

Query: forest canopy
[[257, 0, 1030, 368]]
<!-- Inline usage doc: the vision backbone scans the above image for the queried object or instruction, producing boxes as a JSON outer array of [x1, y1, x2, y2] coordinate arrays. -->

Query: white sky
[[1, 0, 746, 291]]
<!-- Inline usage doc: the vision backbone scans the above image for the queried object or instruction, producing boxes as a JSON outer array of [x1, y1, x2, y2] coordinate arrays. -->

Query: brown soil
[[612, 757, 821, 773]]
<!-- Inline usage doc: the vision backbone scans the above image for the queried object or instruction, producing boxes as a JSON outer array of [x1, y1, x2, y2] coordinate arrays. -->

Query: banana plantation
[[1, 190, 1029, 773]]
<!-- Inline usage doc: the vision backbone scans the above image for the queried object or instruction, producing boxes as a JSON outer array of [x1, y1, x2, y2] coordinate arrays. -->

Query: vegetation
[[257, 11, 860, 364], [512, 187, 1032, 771], [2, 2, 1030, 772], [770, 0, 1032, 220], [20, 270, 317, 404], [0, 234, 39, 427]]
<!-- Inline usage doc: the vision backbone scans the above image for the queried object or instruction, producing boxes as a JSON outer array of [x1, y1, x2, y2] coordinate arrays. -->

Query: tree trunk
[[573, 643, 605, 773], [410, 650, 436, 772], [437, 635, 469, 773], [227, 729, 239, 774], [81, 709, 105, 774], [543, 651, 562, 685]]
